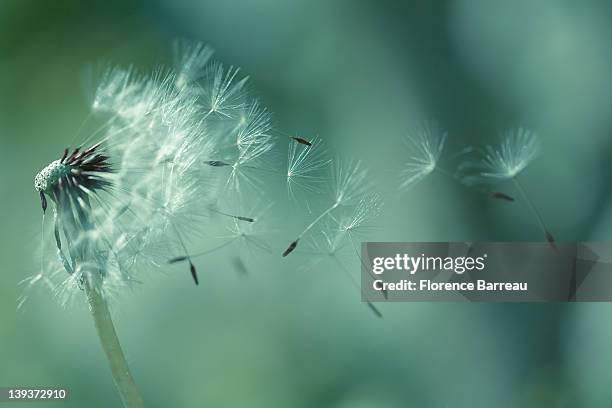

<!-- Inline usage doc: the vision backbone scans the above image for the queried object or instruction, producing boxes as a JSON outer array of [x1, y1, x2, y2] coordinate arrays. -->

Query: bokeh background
[[2, 0, 612, 406]]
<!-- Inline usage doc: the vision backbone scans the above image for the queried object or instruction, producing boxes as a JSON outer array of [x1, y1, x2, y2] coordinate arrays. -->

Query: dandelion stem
[[84, 280, 143, 408], [511, 177, 555, 243]]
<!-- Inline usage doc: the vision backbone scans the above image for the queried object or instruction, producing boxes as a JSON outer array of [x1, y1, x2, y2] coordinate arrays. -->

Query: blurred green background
[[3, 0, 612, 406]]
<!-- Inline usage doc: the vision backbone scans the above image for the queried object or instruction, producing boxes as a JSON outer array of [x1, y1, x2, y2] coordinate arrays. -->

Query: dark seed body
[[190, 262, 199, 285], [491, 192, 515, 202], [282, 240, 299, 257], [235, 216, 255, 223], [168, 256, 189, 264], [205, 160, 231, 167], [291, 137, 312, 146]]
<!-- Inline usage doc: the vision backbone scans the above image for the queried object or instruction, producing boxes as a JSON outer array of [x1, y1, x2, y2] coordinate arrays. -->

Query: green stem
[[85, 282, 144, 408]]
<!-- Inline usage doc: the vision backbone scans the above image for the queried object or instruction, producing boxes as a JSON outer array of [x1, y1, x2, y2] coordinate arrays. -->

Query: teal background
[[2, 0, 612, 406]]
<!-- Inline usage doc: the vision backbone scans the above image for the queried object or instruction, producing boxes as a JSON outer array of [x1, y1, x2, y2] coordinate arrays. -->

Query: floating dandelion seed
[[170, 200, 273, 265], [207, 203, 255, 223], [283, 159, 372, 257], [400, 122, 516, 201], [286, 136, 330, 204], [400, 121, 447, 190], [26, 42, 280, 408], [459, 128, 555, 244], [222, 202, 274, 254], [460, 127, 541, 183]]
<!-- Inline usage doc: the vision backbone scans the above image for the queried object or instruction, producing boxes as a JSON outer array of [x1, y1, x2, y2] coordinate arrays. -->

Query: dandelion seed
[[171, 200, 273, 263], [199, 62, 249, 118], [208, 204, 255, 223], [220, 201, 274, 254], [399, 123, 515, 202], [459, 127, 541, 185], [459, 128, 555, 245], [400, 121, 447, 190], [286, 136, 330, 204], [91, 66, 139, 115], [283, 159, 372, 257], [234, 102, 273, 151]]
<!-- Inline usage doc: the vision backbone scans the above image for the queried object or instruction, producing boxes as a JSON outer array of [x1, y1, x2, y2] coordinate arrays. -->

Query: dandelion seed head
[[400, 121, 447, 190], [35, 160, 69, 193], [29, 41, 276, 305]]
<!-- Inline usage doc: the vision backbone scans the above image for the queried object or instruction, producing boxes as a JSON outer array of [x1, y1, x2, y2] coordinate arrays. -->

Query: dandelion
[[459, 127, 555, 244], [283, 159, 371, 257], [26, 42, 278, 407]]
